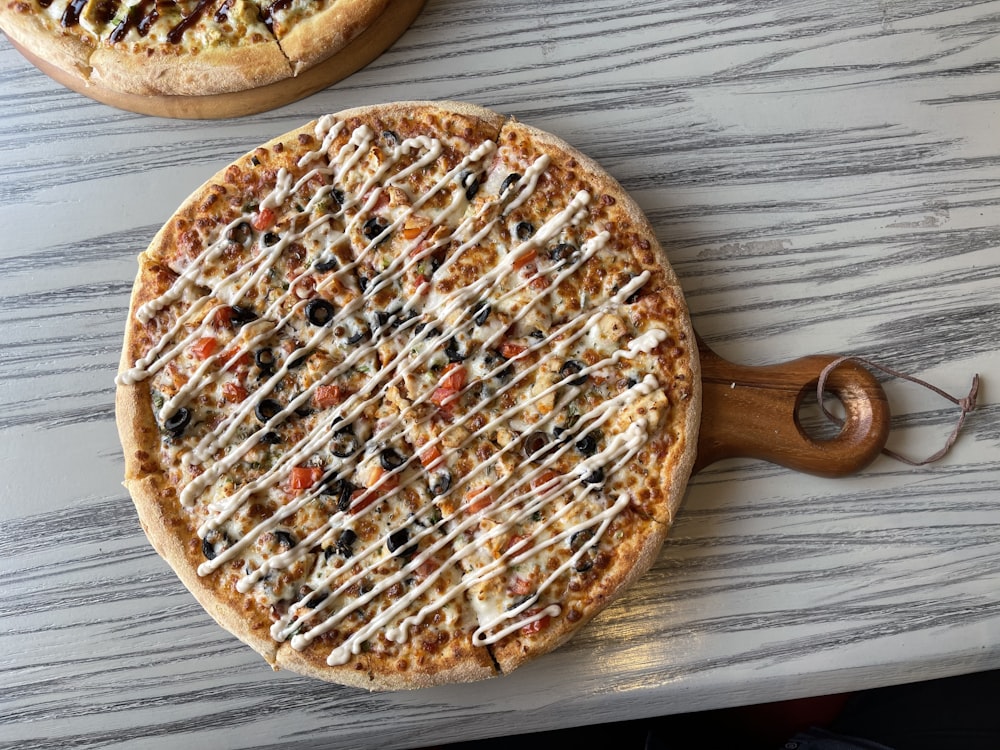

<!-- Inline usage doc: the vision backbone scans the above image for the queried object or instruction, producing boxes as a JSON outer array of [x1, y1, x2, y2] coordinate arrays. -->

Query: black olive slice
[[386, 528, 408, 553], [523, 431, 550, 459], [226, 221, 252, 246], [346, 327, 369, 345], [255, 398, 282, 423], [625, 289, 641, 304], [318, 474, 342, 496], [445, 338, 465, 362], [389, 308, 406, 328], [201, 537, 217, 560], [550, 242, 577, 261], [230, 305, 258, 326], [500, 172, 521, 196], [472, 301, 491, 326], [583, 467, 605, 485], [496, 365, 514, 384], [254, 348, 275, 372], [507, 594, 534, 611], [274, 530, 296, 548], [529, 329, 544, 340], [373, 310, 391, 331], [314, 256, 338, 272], [163, 407, 191, 436], [380, 447, 405, 471], [362, 217, 388, 243], [329, 188, 345, 207], [259, 431, 281, 445], [429, 469, 452, 497], [305, 298, 335, 326], [358, 275, 369, 292], [287, 349, 310, 368], [559, 359, 587, 386], [515, 221, 534, 240], [336, 528, 357, 557], [575, 431, 600, 457], [460, 169, 480, 200], [569, 529, 593, 552], [263, 231, 280, 247], [336, 481, 357, 512], [382, 129, 400, 145], [331, 429, 359, 458]]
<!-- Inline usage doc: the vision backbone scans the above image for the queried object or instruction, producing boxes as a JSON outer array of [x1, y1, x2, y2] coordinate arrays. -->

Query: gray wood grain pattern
[[1, 0, 997, 747]]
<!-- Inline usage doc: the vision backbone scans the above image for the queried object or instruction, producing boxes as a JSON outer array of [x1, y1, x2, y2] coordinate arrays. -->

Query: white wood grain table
[[1, 1, 998, 748]]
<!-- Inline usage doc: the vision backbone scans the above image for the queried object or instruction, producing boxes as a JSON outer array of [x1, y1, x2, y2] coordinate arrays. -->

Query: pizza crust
[[0, 7, 94, 83], [276, 0, 389, 74], [90, 39, 292, 97], [116, 101, 701, 689]]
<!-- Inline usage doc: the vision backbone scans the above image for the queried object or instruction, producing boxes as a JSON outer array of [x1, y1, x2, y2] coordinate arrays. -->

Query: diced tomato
[[420, 444, 443, 469], [402, 217, 427, 239], [466, 487, 492, 514], [500, 342, 527, 360], [252, 206, 276, 231], [521, 609, 551, 635], [212, 306, 233, 328], [313, 385, 342, 408], [190, 337, 218, 360], [531, 469, 560, 491], [220, 347, 251, 368], [512, 247, 537, 271], [431, 387, 458, 412], [413, 274, 431, 294], [502, 534, 533, 556], [431, 365, 465, 412], [416, 557, 440, 579], [440, 362, 466, 391], [348, 488, 376, 515], [368, 464, 399, 492], [289, 466, 323, 491], [221, 381, 247, 403], [509, 576, 533, 596]]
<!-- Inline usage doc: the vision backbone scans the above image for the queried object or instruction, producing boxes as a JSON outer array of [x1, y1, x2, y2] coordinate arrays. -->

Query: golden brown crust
[[90, 39, 292, 97], [116, 101, 700, 690], [276, 0, 389, 74], [0, 6, 93, 82]]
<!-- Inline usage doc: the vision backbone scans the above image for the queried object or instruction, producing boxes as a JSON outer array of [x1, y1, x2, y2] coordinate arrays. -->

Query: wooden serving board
[[694, 336, 891, 477], [5, 0, 426, 119]]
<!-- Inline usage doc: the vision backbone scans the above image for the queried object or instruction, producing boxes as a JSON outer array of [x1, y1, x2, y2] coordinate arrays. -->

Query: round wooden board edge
[[2, 0, 427, 119]]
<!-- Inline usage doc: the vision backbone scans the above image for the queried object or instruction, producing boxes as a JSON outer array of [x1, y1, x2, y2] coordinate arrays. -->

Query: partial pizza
[[0, 0, 423, 115], [115, 101, 700, 689]]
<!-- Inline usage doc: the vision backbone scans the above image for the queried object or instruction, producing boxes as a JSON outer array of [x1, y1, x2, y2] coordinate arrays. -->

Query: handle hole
[[797, 388, 845, 441]]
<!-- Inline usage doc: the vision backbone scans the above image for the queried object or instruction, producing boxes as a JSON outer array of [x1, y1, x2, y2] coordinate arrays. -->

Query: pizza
[[115, 101, 701, 690], [0, 0, 412, 104]]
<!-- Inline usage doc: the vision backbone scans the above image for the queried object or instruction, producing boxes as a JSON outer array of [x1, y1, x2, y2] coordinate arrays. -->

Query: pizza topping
[[304, 298, 335, 326], [254, 398, 281, 424], [163, 406, 191, 436]]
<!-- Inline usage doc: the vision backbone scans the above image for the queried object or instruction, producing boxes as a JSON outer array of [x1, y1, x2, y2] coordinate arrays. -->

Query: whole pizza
[[0, 0, 419, 110], [115, 101, 700, 689]]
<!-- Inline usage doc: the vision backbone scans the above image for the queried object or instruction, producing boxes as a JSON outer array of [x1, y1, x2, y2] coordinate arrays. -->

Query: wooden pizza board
[[693, 335, 891, 477], [4, 0, 426, 119]]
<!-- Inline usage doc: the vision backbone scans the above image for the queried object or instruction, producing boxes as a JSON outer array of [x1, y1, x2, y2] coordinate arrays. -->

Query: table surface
[[1, 1, 998, 748]]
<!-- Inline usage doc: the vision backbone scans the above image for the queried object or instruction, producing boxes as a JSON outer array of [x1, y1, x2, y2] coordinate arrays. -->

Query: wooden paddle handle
[[693, 340, 891, 477]]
